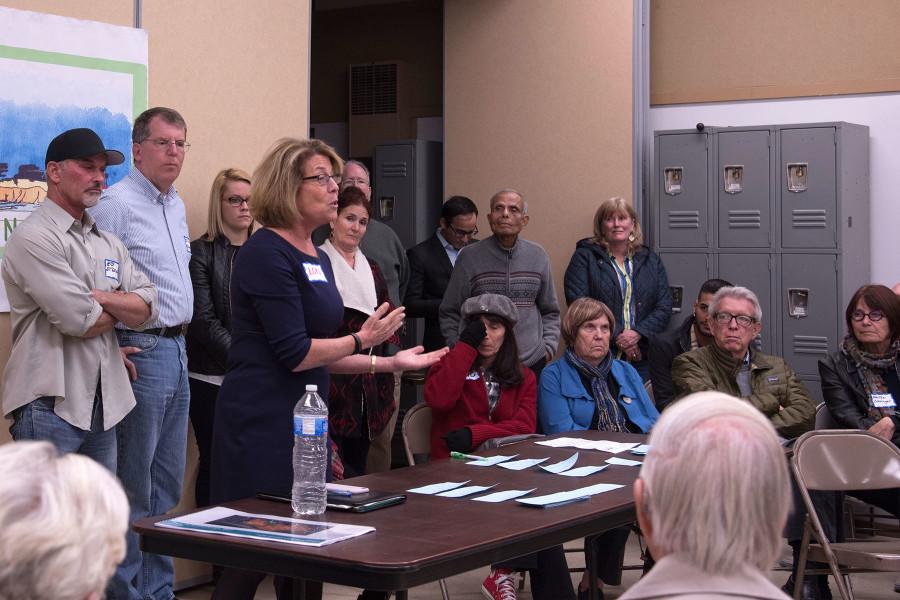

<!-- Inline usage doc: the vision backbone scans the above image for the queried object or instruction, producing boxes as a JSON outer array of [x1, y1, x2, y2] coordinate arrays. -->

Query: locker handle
[[664, 167, 683, 195], [786, 163, 808, 193], [723, 165, 743, 194]]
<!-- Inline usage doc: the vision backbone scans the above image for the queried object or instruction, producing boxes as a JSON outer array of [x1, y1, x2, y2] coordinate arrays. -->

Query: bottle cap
[[306, 384, 317, 392]]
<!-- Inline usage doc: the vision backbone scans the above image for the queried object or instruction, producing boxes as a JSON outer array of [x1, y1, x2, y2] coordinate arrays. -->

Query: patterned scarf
[[841, 335, 900, 419], [565, 348, 628, 432]]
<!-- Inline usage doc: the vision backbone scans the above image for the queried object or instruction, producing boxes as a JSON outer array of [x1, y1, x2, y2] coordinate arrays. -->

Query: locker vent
[[728, 210, 761, 229], [792, 336, 830, 355], [667, 210, 700, 230], [381, 162, 408, 177], [350, 63, 398, 115], [791, 209, 827, 228]]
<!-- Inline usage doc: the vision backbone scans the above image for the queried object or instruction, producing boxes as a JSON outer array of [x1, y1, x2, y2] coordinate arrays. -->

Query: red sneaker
[[482, 568, 517, 600]]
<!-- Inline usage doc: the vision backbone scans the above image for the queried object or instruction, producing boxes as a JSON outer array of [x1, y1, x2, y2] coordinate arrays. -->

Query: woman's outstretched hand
[[358, 302, 405, 348], [393, 345, 449, 372]]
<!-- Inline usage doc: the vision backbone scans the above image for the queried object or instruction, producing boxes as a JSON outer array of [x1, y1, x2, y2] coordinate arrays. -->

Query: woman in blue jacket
[[539, 297, 658, 599], [563, 197, 672, 380]]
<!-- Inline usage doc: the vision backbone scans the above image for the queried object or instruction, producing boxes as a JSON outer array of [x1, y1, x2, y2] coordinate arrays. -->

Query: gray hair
[[638, 391, 790, 574], [343, 159, 370, 181], [0, 441, 129, 600], [489, 188, 528, 214], [709, 285, 762, 322]]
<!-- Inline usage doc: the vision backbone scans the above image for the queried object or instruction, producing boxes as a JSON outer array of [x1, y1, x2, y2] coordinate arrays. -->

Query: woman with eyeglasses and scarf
[[820, 284, 900, 517]]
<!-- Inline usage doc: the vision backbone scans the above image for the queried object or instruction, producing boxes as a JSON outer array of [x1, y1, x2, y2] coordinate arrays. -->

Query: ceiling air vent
[[350, 62, 398, 116]]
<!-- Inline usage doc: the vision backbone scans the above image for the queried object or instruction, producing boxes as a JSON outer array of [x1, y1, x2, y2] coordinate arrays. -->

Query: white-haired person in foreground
[[0, 441, 129, 600], [621, 391, 791, 600]]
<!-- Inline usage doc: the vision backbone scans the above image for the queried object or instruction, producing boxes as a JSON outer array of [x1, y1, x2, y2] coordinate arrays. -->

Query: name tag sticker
[[767, 376, 780, 383], [104, 259, 120, 282], [303, 262, 328, 283], [466, 371, 481, 381], [872, 393, 896, 408]]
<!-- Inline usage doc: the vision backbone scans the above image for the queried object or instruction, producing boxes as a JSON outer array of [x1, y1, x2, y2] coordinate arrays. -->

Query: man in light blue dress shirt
[[89, 107, 193, 600]]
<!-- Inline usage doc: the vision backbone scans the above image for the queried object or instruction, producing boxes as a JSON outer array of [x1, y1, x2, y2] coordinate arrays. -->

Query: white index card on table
[[407, 481, 471, 495]]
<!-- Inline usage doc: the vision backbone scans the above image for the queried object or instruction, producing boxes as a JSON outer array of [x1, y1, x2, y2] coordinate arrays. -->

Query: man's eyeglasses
[[142, 138, 190, 152], [449, 225, 478, 238], [301, 173, 342, 186], [713, 312, 757, 328], [342, 177, 369, 187], [852, 309, 885, 322], [225, 196, 249, 207]]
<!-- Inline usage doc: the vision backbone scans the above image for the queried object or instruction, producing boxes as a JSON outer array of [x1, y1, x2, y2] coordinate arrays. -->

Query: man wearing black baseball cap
[[1, 128, 157, 475]]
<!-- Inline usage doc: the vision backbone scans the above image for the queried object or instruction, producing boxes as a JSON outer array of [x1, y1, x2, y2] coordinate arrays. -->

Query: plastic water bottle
[[292, 384, 328, 515]]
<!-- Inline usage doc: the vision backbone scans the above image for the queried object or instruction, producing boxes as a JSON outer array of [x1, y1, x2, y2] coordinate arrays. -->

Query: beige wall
[[0, 1, 310, 585], [652, 0, 900, 105], [444, 0, 633, 313]]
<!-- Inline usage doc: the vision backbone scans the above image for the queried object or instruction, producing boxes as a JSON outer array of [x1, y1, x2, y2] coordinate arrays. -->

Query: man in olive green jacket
[[671, 286, 814, 438], [671, 286, 831, 600]]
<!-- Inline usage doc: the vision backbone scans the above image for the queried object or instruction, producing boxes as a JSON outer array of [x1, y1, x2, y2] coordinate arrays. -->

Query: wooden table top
[[135, 431, 646, 591]]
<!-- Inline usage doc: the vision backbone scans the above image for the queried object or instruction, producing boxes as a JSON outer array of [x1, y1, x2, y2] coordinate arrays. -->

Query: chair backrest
[[814, 402, 840, 430], [402, 402, 433, 466], [643, 380, 654, 403], [793, 430, 900, 491]]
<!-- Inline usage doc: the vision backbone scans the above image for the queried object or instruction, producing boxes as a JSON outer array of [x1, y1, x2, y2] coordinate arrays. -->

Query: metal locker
[[717, 253, 775, 355], [717, 130, 771, 249], [656, 133, 709, 249], [657, 252, 711, 332], [373, 140, 442, 250], [780, 253, 838, 377], [779, 128, 837, 249]]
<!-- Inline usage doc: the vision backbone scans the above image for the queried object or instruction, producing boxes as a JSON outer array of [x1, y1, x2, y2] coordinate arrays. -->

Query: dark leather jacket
[[819, 350, 900, 446], [648, 316, 695, 411], [187, 235, 240, 375]]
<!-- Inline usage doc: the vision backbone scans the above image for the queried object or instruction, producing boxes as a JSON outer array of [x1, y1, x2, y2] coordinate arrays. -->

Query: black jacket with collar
[[187, 234, 240, 375], [648, 316, 695, 411], [404, 233, 455, 352], [820, 350, 900, 446]]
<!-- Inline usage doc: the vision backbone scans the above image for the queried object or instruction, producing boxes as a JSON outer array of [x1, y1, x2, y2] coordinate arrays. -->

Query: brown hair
[[132, 107, 186, 143], [592, 196, 644, 253], [337, 186, 372, 217], [845, 284, 900, 342], [467, 313, 524, 387], [250, 138, 342, 228], [562, 297, 616, 348]]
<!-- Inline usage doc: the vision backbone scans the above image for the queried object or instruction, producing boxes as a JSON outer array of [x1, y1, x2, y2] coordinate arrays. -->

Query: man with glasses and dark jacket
[[404, 195, 478, 351]]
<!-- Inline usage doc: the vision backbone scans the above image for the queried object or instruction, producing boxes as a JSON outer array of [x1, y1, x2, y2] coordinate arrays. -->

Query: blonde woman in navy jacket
[[539, 297, 658, 600]]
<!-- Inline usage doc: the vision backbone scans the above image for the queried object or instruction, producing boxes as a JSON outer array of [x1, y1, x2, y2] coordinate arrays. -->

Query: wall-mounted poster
[[0, 7, 147, 311]]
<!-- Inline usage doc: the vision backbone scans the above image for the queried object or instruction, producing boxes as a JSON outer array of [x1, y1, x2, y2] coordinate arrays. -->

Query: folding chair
[[643, 380, 654, 405], [792, 430, 900, 600], [399, 403, 450, 600]]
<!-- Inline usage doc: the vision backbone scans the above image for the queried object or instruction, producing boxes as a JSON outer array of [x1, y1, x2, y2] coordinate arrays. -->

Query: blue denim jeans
[[9, 391, 116, 471], [108, 332, 190, 600]]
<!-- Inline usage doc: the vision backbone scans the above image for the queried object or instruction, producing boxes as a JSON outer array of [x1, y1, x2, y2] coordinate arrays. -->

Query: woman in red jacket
[[425, 293, 574, 600], [425, 293, 536, 459]]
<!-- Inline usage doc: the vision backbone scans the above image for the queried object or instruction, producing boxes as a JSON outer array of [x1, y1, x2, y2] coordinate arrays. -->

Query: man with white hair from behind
[[0, 441, 129, 600], [621, 391, 791, 600]]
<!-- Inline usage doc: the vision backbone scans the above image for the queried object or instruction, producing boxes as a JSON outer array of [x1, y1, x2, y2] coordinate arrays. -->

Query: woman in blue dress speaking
[[210, 138, 445, 600]]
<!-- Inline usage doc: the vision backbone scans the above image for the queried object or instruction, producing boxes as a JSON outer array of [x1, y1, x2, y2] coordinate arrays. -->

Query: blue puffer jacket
[[539, 356, 659, 434], [563, 239, 672, 357]]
